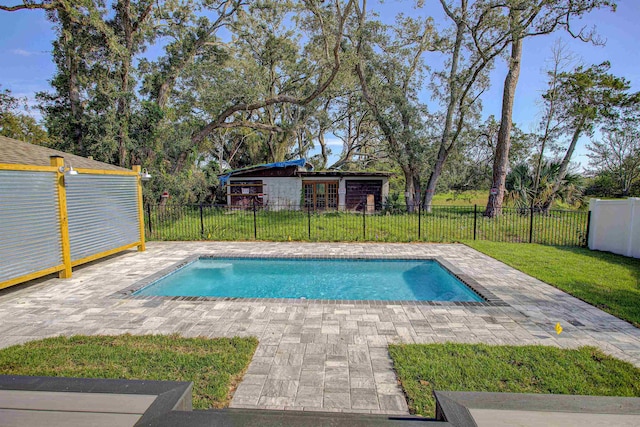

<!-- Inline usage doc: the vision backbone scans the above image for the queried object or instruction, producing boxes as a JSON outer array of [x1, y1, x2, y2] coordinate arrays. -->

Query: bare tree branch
[[217, 121, 284, 133], [0, 1, 55, 12]]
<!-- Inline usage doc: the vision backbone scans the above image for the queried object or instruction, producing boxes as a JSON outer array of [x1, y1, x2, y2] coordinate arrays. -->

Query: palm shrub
[[506, 161, 584, 212]]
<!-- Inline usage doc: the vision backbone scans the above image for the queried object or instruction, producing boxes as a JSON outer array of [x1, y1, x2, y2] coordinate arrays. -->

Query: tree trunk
[[318, 131, 328, 168], [420, 0, 468, 215], [556, 117, 585, 185], [544, 115, 587, 212], [532, 42, 565, 211], [68, 54, 84, 157], [402, 166, 420, 213], [485, 13, 523, 218], [62, 11, 84, 157], [117, 58, 131, 167], [157, 78, 175, 110], [423, 145, 449, 213], [116, 0, 139, 168]]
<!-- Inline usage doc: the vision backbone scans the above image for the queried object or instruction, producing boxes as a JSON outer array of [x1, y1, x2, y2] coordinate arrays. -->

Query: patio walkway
[[1, 242, 639, 415]]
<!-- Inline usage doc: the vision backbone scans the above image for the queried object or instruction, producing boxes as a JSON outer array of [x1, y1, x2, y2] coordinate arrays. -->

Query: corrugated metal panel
[[0, 170, 62, 283], [67, 174, 140, 262]]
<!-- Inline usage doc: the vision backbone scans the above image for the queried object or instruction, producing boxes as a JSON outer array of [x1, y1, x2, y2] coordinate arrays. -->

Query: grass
[[431, 190, 489, 206], [0, 334, 258, 409], [148, 205, 588, 246], [465, 241, 640, 327], [389, 343, 640, 418]]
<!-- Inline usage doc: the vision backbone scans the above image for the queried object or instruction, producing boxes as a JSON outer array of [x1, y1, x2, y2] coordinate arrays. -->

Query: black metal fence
[[145, 203, 590, 246]]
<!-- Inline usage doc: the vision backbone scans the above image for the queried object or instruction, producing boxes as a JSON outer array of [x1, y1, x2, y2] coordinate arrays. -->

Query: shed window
[[303, 181, 338, 210], [228, 180, 264, 208]]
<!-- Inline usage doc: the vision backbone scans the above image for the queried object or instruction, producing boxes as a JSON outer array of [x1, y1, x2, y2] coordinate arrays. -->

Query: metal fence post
[[200, 203, 204, 238], [253, 198, 257, 239], [362, 200, 366, 240], [529, 207, 534, 243], [418, 202, 421, 240], [473, 204, 477, 240], [307, 205, 311, 240], [147, 203, 152, 235]]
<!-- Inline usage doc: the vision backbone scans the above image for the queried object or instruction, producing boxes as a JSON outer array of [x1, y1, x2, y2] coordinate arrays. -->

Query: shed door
[[345, 180, 382, 211], [303, 181, 338, 210]]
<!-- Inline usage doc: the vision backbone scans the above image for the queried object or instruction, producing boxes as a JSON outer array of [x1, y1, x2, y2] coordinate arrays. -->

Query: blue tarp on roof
[[219, 158, 309, 185]]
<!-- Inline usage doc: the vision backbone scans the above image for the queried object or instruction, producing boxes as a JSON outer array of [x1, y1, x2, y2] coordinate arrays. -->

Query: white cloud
[[324, 137, 344, 147], [10, 49, 44, 57]]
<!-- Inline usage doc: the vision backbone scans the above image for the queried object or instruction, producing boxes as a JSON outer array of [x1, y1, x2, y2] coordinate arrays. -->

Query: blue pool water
[[134, 258, 483, 302]]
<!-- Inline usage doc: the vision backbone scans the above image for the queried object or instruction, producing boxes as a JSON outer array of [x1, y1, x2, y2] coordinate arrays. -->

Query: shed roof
[[219, 158, 312, 185], [219, 159, 393, 185], [0, 136, 132, 172], [297, 171, 392, 178]]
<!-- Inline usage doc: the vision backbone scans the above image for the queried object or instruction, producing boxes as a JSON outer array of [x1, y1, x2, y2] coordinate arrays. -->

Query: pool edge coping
[[113, 254, 507, 307]]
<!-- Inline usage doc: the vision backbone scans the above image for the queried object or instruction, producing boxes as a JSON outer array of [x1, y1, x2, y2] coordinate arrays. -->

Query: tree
[[421, 0, 513, 211], [2, 1, 107, 158], [0, 86, 50, 144], [139, 0, 245, 178], [544, 62, 640, 208], [4, 1, 152, 165], [587, 126, 640, 196], [437, 116, 534, 192], [189, 0, 355, 147], [354, 1, 435, 211], [485, 0, 617, 217], [530, 40, 576, 210], [145, 0, 354, 182], [354, 0, 511, 212], [111, 0, 155, 167], [144, 1, 357, 203], [326, 94, 385, 170], [144, 1, 244, 110]]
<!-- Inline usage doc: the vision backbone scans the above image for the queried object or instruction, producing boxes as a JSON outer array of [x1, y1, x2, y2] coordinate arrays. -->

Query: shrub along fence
[[145, 203, 589, 247]]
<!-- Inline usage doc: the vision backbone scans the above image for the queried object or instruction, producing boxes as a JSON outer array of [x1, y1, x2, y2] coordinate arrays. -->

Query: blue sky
[[1, 1, 638, 169]]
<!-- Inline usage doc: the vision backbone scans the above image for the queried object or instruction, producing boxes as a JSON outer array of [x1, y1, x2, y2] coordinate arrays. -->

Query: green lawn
[[0, 334, 258, 409], [431, 190, 489, 206], [465, 241, 640, 327], [389, 343, 640, 418]]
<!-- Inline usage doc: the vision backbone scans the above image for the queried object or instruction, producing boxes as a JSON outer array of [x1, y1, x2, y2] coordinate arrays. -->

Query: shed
[[0, 136, 146, 290], [219, 159, 391, 211]]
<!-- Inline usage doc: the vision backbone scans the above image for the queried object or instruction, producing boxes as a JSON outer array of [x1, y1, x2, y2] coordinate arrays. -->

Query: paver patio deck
[[1, 242, 639, 415]]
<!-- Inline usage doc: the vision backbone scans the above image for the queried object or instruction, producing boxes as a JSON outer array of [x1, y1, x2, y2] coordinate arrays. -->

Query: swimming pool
[[133, 257, 484, 302]]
